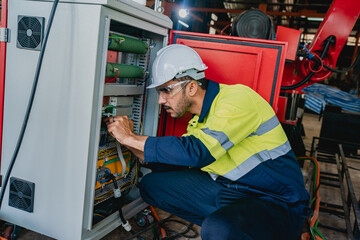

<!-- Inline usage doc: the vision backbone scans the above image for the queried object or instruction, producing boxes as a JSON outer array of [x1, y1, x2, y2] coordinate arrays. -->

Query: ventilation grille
[[9, 177, 35, 213], [17, 15, 44, 51]]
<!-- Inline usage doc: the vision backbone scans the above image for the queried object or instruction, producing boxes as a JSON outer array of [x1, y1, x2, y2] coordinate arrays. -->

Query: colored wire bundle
[[126, 215, 198, 240], [300, 44, 360, 74], [297, 156, 327, 240]]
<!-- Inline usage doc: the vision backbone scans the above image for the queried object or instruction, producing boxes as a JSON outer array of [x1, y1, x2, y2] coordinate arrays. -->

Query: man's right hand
[[105, 116, 134, 144]]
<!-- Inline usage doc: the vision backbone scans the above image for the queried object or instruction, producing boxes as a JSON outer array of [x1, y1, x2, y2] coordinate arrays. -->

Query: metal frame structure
[[311, 137, 360, 239]]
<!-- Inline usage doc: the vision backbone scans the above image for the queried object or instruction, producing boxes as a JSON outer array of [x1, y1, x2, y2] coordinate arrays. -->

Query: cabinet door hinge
[[0, 28, 10, 43]]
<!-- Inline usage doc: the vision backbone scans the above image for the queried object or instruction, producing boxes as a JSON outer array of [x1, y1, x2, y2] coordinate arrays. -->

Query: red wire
[[105, 68, 120, 83], [220, 24, 231, 35], [149, 205, 167, 238], [309, 53, 324, 73]]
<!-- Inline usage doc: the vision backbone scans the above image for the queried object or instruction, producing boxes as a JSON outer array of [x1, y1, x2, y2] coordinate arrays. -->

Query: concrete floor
[[3, 112, 360, 240]]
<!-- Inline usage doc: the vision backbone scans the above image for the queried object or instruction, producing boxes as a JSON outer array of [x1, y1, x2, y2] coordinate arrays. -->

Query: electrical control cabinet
[[0, 0, 172, 239]]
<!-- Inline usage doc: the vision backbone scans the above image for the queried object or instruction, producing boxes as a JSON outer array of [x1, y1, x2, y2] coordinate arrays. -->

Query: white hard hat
[[147, 44, 208, 88]]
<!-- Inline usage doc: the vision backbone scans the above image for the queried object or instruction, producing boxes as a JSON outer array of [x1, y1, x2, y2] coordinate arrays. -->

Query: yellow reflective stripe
[[222, 141, 292, 181], [201, 127, 234, 151], [248, 115, 279, 137]]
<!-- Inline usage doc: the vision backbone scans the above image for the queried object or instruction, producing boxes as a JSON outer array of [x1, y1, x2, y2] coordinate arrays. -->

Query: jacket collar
[[198, 80, 219, 123]]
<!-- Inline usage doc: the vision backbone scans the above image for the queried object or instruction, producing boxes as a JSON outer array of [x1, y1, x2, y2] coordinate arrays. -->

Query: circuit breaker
[[0, 0, 172, 239]]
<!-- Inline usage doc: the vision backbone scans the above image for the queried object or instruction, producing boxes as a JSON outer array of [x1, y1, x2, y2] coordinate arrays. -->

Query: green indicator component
[[108, 33, 148, 54], [106, 63, 144, 78]]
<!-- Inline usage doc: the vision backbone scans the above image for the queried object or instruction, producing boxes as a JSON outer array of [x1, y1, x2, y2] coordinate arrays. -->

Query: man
[[106, 44, 309, 239]]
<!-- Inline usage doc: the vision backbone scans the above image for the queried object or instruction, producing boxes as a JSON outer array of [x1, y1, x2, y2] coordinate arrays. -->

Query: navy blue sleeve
[[144, 135, 215, 168]]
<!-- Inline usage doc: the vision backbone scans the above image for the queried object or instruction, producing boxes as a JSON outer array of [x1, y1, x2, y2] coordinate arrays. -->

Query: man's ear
[[187, 81, 199, 97]]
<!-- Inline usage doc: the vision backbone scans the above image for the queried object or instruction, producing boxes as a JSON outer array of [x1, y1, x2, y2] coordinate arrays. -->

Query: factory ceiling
[[147, 0, 359, 46]]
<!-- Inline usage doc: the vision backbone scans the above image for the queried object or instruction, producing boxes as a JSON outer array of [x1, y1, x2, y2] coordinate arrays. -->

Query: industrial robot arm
[[281, 0, 360, 91]]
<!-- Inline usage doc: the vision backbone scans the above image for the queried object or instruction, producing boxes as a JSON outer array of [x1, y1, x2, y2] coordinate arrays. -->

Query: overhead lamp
[[307, 17, 324, 22], [178, 20, 189, 28], [179, 8, 189, 18]]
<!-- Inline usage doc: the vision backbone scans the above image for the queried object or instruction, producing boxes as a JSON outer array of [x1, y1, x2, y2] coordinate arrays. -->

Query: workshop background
[[0, 0, 359, 240]]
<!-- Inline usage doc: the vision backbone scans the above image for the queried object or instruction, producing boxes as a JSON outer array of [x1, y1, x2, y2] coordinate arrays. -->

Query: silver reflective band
[[175, 69, 205, 80], [209, 172, 219, 181], [201, 128, 234, 151], [247, 115, 280, 137], [222, 141, 292, 181]]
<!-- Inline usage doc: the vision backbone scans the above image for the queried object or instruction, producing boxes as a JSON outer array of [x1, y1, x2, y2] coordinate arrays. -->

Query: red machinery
[[159, 0, 360, 140], [280, 0, 360, 92]]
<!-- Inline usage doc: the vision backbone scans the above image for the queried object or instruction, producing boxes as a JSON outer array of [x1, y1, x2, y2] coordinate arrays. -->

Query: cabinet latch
[[0, 28, 10, 43]]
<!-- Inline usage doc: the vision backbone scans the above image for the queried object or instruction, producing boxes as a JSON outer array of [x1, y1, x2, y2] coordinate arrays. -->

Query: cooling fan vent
[[17, 15, 45, 51], [9, 177, 35, 213]]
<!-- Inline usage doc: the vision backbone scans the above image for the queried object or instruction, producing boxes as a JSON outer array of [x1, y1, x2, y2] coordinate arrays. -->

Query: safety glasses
[[156, 80, 191, 99]]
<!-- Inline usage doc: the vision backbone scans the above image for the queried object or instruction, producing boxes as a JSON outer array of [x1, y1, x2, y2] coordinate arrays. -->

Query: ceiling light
[[178, 20, 189, 28], [179, 8, 189, 18], [307, 17, 324, 22]]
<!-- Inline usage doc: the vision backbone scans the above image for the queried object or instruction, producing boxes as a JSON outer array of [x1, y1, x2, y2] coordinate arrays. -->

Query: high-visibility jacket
[[145, 80, 309, 206]]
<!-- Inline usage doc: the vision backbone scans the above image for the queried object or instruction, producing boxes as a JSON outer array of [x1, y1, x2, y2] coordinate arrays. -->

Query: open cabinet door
[[158, 30, 288, 137]]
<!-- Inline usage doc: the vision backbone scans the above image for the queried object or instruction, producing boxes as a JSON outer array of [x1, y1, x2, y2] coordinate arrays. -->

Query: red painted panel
[[0, 0, 8, 167], [276, 26, 302, 61], [106, 50, 118, 63], [158, 31, 287, 137], [276, 96, 288, 123]]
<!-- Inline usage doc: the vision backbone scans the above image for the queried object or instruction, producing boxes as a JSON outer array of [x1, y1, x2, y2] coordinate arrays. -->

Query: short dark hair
[[176, 75, 209, 90]]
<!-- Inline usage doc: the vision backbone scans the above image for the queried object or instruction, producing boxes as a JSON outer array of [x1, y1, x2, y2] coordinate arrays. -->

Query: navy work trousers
[[139, 165, 306, 240]]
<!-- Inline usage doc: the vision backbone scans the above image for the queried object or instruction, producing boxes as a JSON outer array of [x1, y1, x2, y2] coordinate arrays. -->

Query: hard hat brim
[[147, 81, 164, 89]]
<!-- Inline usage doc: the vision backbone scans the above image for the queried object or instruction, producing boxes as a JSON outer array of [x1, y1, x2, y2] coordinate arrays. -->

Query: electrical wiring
[[281, 38, 333, 91], [298, 41, 360, 75], [95, 191, 113, 201], [308, 53, 324, 73], [96, 178, 110, 182], [109, 35, 126, 42], [105, 68, 120, 83], [0, 0, 59, 209], [323, 49, 360, 73], [94, 158, 139, 205], [126, 215, 198, 240], [93, 213, 106, 218], [121, 160, 139, 192], [149, 43, 156, 49], [220, 23, 231, 35], [310, 220, 328, 240], [297, 156, 327, 240], [149, 206, 166, 239]]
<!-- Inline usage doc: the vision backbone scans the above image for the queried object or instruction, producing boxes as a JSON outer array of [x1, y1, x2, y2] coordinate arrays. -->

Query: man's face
[[156, 80, 191, 118]]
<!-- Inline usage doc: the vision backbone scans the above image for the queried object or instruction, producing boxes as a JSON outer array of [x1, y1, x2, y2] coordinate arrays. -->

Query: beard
[[163, 92, 191, 119]]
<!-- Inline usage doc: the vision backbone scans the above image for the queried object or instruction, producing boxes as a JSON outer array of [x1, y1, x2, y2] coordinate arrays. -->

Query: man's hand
[[105, 116, 134, 144], [105, 116, 148, 161]]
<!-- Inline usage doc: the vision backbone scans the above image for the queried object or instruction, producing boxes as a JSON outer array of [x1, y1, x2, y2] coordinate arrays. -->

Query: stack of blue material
[[302, 83, 360, 114]]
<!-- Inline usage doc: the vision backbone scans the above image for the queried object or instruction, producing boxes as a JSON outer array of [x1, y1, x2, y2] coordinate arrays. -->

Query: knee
[[139, 173, 154, 201], [201, 209, 253, 240], [201, 212, 231, 239], [139, 172, 166, 206]]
